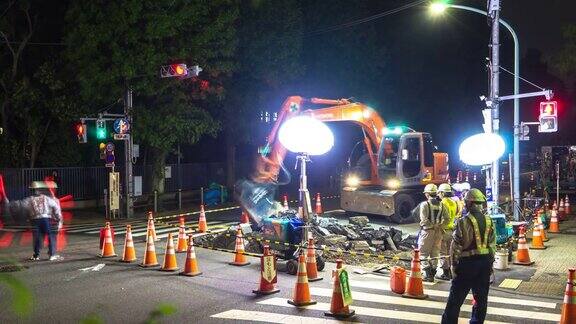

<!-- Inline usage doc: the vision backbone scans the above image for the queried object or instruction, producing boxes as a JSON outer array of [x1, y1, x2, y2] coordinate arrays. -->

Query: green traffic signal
[[96, 119, 106, 139]]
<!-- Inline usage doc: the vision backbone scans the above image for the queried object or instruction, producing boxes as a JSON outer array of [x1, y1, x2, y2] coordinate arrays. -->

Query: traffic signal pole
[[125, 88, 134, 218], [488, 0, 501, 213]]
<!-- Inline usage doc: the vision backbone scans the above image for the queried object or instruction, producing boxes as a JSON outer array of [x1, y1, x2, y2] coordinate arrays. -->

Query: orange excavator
[[239, 96, 449, 224]]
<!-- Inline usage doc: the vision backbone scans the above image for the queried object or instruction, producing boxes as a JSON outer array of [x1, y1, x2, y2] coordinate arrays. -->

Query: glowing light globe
[[278, 116, 334, 155], [459, 133, 505, 166]]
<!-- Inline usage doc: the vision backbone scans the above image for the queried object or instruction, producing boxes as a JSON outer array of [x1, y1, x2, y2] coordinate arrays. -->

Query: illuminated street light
[[278, 116, 334, 155], [429, 2, 447, 15]]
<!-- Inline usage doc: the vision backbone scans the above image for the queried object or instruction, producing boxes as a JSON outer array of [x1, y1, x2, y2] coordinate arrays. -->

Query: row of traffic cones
[[281, 193, 324, 214]]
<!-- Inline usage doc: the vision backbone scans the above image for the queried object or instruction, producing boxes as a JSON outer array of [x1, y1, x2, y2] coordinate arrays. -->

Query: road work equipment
[[240, 96, 449, 225], [402, 249, 428, 299], [160, 233, 179, 272], [325, 259, 355, 318], [99, 223, 116, 258], [253, 245, 280, 295], [140, 229, 159, 268], [287, 251, 317, 307], [120, 225, 136, 262], [180, 235, 202, 277], [229, 229, 250, 266]]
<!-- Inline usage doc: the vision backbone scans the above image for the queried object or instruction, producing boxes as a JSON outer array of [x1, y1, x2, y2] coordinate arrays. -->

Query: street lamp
[[429, 2, 521, 220]]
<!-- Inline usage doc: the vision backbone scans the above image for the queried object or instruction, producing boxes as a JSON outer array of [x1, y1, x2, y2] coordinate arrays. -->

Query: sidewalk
[[514, 215, 576, 297]]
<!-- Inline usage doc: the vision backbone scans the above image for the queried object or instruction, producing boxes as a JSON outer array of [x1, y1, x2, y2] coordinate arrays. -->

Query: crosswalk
[[210, 272, 561, 324]]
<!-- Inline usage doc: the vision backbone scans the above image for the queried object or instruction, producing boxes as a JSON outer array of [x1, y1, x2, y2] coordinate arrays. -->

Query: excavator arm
[[252, 96, 386, 185]]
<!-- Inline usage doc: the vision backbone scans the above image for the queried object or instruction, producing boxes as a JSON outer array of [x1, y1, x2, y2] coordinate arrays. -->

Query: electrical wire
[[499, 65, 546, 91]]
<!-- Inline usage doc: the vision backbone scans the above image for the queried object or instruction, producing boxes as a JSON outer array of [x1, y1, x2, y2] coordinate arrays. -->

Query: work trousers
[[417, 227, 444, 271], [32, 218, 55, 257], [441, 256, 492, 324], [438, 229, 454, 272]]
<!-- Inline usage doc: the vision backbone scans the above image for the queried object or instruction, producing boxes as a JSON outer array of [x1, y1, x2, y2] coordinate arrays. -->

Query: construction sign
[[109, 172, 120, 211], [339, 268, 353, 306], [261, 254, 277, 283]]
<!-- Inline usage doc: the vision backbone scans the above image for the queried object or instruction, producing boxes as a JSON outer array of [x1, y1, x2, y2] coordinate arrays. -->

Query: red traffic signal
[[76, 123, 87, 143], [160, 64, 188, 78], [538, 101, 558, 133]]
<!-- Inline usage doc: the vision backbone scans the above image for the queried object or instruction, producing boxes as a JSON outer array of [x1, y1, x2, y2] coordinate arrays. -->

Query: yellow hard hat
[[423, 184, 438, 194], [438, 183, 452, 193]]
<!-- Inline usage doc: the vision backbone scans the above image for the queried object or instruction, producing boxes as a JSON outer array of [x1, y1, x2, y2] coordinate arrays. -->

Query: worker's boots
[[436, 269, 452, 281]]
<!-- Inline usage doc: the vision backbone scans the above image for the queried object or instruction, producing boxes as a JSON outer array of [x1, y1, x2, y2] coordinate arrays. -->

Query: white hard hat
[[438, 183, 452, 193], [423, 184, 438, 194], [461, 182, 471, 191]]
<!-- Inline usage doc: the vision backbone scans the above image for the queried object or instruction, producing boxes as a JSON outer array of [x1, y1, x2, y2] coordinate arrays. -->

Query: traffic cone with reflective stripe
[[179, 215, 185, 226], [283, 195, 289, 211], [550, 209, 561, 233], [325, 259, 355, 318], [288, 252, 317, 307], [240, 209, 250, 225], [315, 193, 323, 214], [180, 235, 202, 277], [160, 233, 179, 272], [120, 225, 136, 262], [402, 249, 428, 299], [513, 226, 534, 265], [140, 229, 159, 267], [566, 196, 571, 216], [560, 200, 566, 219], [147, 212, 158, 241], [306, 237, 322, 282], [530, 223, 547, 250], [253, 245, 280, 295], [229, 229, 250, 266], [198, 205, 208, 233], [99, 223, 117, 258], [561, 268, 576, 324], [538, 215, 549, 242], [176, 224, 188, 253]]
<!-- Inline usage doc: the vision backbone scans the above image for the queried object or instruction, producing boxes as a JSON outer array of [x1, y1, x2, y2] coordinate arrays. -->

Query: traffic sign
[[105, 163, 115, 168], [113, 118, 130, 134], [114, 133, 130, 140], [105, 142, 115, 152]]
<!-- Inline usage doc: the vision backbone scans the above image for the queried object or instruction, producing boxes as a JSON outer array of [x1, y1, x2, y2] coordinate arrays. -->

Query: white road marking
[[211, 309, 358, 324]]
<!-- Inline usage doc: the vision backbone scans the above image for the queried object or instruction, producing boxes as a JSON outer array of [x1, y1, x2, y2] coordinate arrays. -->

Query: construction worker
[[25, 181, 63, 261], [441, 188, 496, 324], [437, 183, 460, 280], [418, 183, 448, 282]]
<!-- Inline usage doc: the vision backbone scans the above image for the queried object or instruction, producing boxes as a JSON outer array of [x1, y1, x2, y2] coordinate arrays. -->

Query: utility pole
[[488, 0, 501, 213], [125, 88, 134, 218]]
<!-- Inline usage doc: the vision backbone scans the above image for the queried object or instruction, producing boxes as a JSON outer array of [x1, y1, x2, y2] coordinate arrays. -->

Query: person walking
[[437, 183, 460, 280], [25, 181, 63, 261], [418, 184, 448, 282], [442, 188, 496, 324]]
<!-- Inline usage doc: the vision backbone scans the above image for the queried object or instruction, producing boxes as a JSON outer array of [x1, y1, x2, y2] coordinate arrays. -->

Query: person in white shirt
[[25, 181, 62, 261]]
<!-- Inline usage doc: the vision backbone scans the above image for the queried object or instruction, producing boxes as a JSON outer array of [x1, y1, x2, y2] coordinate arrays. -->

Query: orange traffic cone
[[147, 212, 158, 241], [513, 226, 534, 266], [287, 252, 317, 307], [176, 224, 188, 253], [100, 223, 117, 258], [530, 223, 547, 250], [561, 268, 576, 324], [240, 209, 250, 224], [566, 196, 571, 215], [283, 195, 289, 211], [180, 235, 202, 277], [325, 259, 355, 318], [306, 237, 322, 282], [160, 233, 179, 271], [560, 200, 566, 219], [315, 193, 323, 214], [229, 228, 250, 266], [537, 215, 549, 242], [198, 205, 208, 233], [550, 209, 561, 233], [179, 215, 185, 226], [140, 229, 159, 268], [120, 225, 136, 262], [253, 245, 280, 295], [402, 249, 428, 299]]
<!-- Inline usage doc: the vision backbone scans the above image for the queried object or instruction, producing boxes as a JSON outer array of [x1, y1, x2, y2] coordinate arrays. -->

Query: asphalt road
[[0, 198, 563, 323]]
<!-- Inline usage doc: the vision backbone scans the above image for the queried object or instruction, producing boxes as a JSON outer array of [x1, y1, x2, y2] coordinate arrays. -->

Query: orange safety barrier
[[315, 193, 323, 214], [160, 233, 179, 272], [253, 245, 280, 295], [120, 225, 137, 262], [147, 212, 158, 241], [287, 252, 317, 307], [140, 229, 159, 268], [229, 228, 250, 266], [180, 235, 202, 277], [561, 268, 576, 324], [306, 237, 322, 282], [550, 209, 561, 233], [390, 266, 407, 294], [99, 222, 117, 258], [402, 249, 428, 299], [530, 223, 547, 250], [198, 205, 208, 233], [176, 224, 188, 253], [325, 259, 355, 318], [513, 226, 534, 266]]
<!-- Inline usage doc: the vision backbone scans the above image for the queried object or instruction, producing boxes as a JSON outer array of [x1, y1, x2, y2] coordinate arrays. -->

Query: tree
[[549, 24, 576, 93], [221, 0, 304, 188], [65, 0, 238, 192]]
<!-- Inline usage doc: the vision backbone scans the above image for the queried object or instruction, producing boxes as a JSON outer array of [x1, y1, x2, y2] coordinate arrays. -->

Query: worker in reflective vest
[[437, 183, 460, 280], [442, 188, 495, 324]]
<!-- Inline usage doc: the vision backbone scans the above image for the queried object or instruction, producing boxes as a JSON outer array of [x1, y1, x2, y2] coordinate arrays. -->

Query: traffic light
[[99, 142, 106, 160], [96, 119, 107, 139], [76, 122, 87, 143], [538, 101, 558, 133], [159, 64, 202, 78]]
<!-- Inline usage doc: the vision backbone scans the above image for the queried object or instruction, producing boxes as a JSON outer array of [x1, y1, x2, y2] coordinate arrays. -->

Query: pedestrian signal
[[538, 101, 557, 133], [76, 122, 87, 143], [96, 119, 107, 139]]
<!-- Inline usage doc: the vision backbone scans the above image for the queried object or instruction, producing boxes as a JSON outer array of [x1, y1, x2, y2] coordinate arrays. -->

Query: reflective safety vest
[[461, 215, 493, 257], [442, 197, 458, 230]]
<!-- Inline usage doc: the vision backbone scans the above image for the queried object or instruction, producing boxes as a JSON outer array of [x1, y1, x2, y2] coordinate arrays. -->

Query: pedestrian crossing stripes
[[210, 272, 561, 323]]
